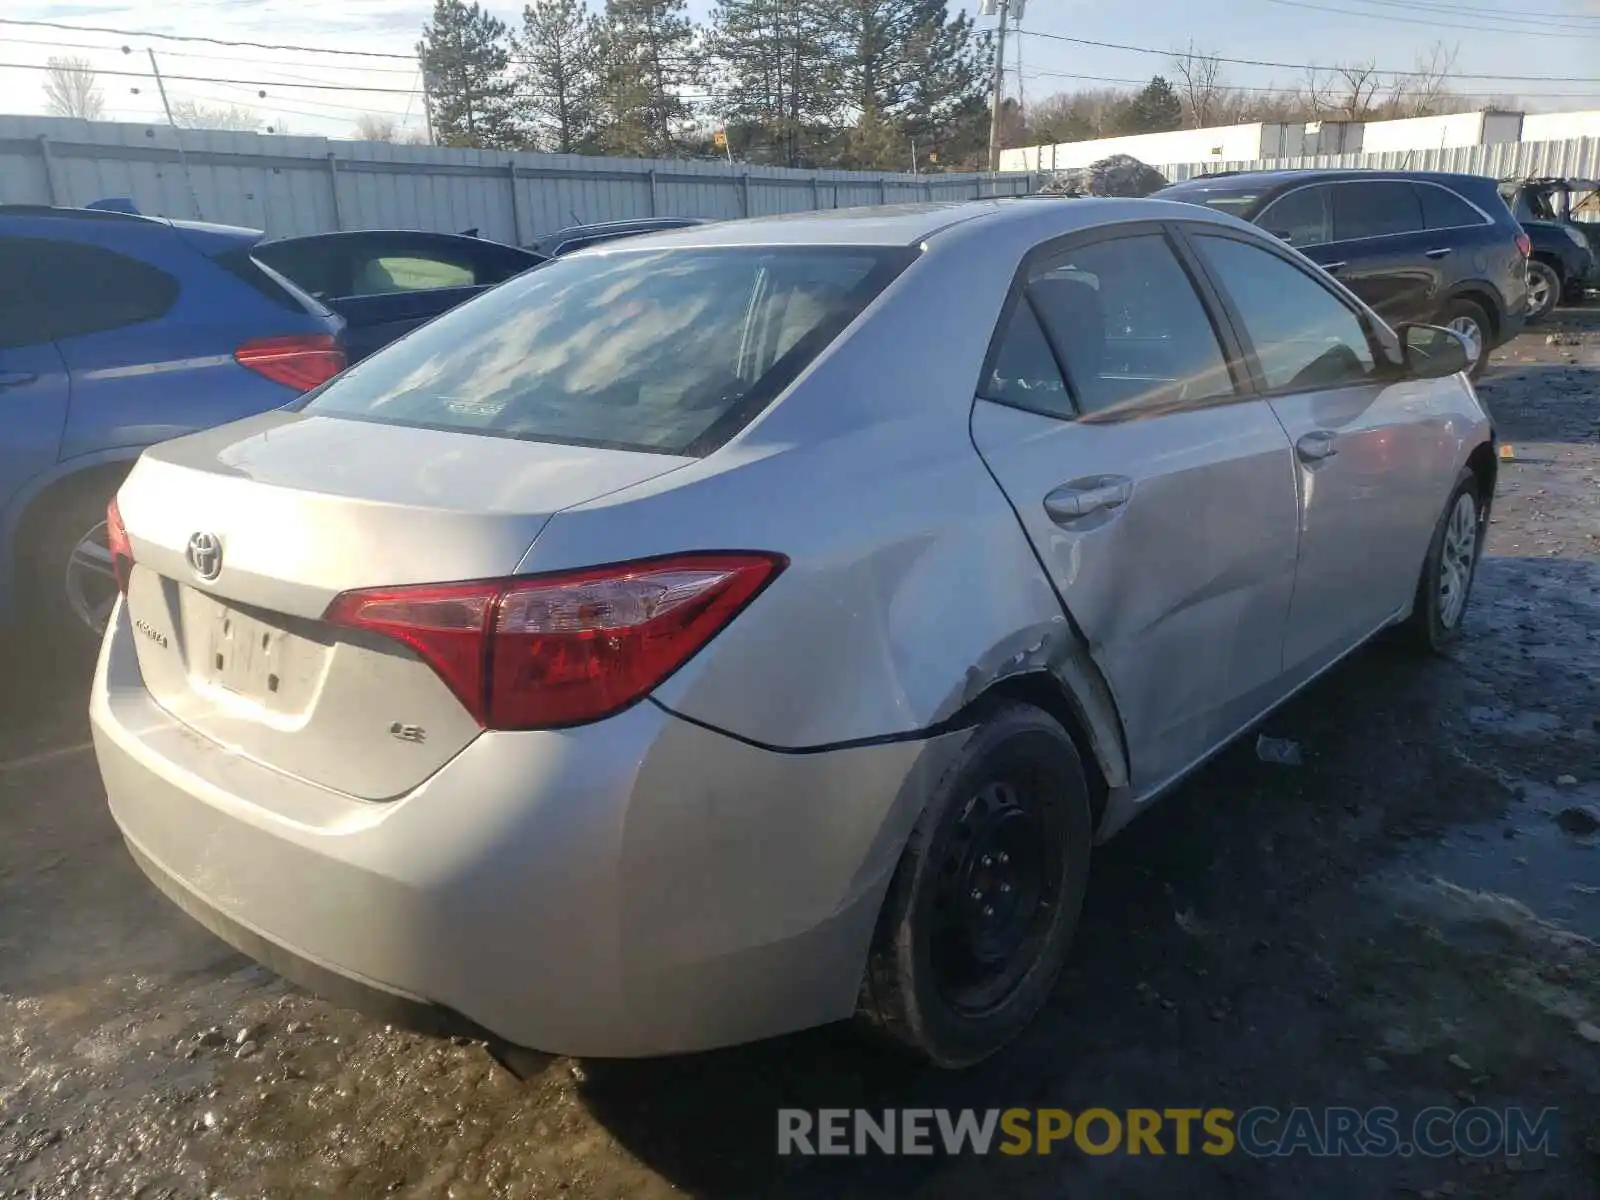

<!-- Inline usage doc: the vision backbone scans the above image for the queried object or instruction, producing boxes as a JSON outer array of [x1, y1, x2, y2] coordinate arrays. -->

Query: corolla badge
[[185, 532, 223, 581]]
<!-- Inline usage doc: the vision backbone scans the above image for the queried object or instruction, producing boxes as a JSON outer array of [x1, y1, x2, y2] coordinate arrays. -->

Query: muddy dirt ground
[[3, 314, 1599, 1199]]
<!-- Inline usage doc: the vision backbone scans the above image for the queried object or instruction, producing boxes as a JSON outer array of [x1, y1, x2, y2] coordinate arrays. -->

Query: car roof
[[545, 217, 706, 235], [564, 197, 1245, 252], [1161, 169, 1494, 193], [259, 228, 523, 247]]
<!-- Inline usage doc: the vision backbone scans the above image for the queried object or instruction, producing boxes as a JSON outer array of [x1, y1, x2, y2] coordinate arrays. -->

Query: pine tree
[[899, 1, 988, 159], [515, 0, 604, 153], [418, 0, 521, 148], [600, 0, 696, 158], [1116, 75, 1183, 134], [709, 0, 839, 167], [832, 0, 989, 170]]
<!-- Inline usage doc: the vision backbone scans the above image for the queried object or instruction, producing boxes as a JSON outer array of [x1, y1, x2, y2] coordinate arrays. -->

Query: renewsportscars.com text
[[777, 1106, 1560, 1159]]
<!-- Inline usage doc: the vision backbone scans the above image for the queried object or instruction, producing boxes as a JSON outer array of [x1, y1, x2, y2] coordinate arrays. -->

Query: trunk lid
[[117, 410, 692, 799]]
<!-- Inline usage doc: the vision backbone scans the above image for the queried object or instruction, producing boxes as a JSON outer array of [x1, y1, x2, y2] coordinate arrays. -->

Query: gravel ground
[[2, 314, 1598, 1199]]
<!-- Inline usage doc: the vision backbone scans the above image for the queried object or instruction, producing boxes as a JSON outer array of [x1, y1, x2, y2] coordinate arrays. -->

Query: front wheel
[[858, 703, 1093, 1067], [1439, 298, 1492, 379], [1525, 261, 1561, 323], [1402, 469, 1483, 653]]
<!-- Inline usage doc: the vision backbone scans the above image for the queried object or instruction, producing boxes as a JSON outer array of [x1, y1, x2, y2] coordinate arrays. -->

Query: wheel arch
[[939, 659, 1129, 835], [1465, 439, 1498, 510], [1530, 251, 1567, 282], [1, 449, 141, 621], [1443, 284, 1504, 340]]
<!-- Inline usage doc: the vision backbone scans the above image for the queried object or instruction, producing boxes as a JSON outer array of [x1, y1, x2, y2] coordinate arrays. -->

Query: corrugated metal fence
[[1159, 137, 1600, 183], [0, 115, 1037, 243]]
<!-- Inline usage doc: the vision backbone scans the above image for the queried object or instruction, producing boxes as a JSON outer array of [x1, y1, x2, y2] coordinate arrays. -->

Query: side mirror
[[1399, 323, 1470, 379]]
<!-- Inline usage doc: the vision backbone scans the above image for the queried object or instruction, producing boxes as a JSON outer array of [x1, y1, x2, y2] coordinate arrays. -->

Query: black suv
[[1157, 170, 1529, 375], [1500, 177, 1599, 321]]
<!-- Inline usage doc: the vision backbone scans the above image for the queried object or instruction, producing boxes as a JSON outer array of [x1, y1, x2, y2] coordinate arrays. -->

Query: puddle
[[1384, 781, 1600, 940]]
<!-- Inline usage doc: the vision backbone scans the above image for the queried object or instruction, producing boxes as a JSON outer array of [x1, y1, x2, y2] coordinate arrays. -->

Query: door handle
[[1295, 430, 1340, 462], [1425, 247, 1454, 259], [1321, 261, 1347, 273], [1044, 477, 1133, 524], [0, 371, 38, 391]]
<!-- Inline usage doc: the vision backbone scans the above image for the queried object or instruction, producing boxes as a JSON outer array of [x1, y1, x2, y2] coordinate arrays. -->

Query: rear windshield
[[1168, 188, 1262, 217], [301, 245, 911, 455], [214, 248, 331, 316]]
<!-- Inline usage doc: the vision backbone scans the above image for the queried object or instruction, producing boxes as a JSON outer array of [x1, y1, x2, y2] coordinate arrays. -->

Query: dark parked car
[[0, 205, 343, 651], [252, 230, 546, 362], [529, 217, 711, 257], [1500, 177, 1599, 321], [1157, 170, 1530, 375]]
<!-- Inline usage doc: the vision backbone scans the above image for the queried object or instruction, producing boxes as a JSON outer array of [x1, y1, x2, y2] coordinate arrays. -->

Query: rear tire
[[1526, 261, 1561, 323], [1439, 298, 1492, 378], [20, 477, 126, 661], [1401, 468, 1483, 654], [858, 703, 1092, 1068]]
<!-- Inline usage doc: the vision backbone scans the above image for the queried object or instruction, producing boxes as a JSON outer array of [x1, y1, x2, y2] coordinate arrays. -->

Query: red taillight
[[235, 334, 345, 392], [324, 553, 786, 729], [106, 496, 133, 595], [1515, 232, 1532, 258]]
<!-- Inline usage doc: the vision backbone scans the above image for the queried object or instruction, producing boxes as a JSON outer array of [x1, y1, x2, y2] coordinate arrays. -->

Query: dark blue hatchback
[[0, 206, 344, 651]]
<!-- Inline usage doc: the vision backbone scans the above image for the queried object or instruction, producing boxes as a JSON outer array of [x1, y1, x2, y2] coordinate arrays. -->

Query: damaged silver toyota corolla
[[91, 198, 1495, 1067]]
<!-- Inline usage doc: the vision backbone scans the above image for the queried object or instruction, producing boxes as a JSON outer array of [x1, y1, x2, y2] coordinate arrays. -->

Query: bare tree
[[1297, 65, 1335, 118], [168, 100, 262, 132], [1331, 61, 1383, 121], [1384, 41, 1458, 118], [355, 114, 399, 140], [43, 56, 106, 120], [1170, 43, 1226, 129]]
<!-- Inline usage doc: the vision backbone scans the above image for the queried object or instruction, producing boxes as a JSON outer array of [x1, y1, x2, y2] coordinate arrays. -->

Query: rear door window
[[0, 238, 177, 348], [1026, 233, 1238, 417], [1332, 181, 1425, 240], [981, 300, 1073, 418], [1256, 185, 1331, 247], [1416, 184, 1486, 230], [301, 246, 912, 455]]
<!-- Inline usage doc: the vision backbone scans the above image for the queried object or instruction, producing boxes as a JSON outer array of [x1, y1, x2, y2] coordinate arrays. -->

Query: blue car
[[0, 205, 344, 652]]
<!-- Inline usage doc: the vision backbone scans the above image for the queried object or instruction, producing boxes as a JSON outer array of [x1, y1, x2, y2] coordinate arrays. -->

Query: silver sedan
[[90, 198, 1494, 1068]]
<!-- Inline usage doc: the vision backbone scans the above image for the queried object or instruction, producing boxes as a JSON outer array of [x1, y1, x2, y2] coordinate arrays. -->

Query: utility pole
[[147, 49, 203, 220], [985, 0, 1010, 172]]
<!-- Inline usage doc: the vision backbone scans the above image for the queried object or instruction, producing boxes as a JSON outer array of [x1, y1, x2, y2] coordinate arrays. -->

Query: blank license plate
[[201, 603, 287, 699]]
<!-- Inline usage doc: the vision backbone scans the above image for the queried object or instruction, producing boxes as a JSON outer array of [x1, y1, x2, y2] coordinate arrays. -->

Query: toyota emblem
[[185, 532, 223, 581]]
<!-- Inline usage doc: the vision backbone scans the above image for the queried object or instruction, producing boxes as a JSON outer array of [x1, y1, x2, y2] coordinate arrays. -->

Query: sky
[[1, 0, 1598, 141]]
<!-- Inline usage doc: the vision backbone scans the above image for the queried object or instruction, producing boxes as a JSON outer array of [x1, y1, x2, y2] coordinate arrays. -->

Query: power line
[[0, 19, 708, 73], [6, 58, 716, 106], [1263, 0, 1600, 39], [1016, 28, 1600, 83], [1, 33, 422, 73], [0, 16, 415, 60], [1283, 0, 1600, 23], [0, 59, 419, 95]]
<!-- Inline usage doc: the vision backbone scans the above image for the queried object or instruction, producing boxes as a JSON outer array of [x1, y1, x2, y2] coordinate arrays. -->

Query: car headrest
[[1029, 276, 1105, 390]]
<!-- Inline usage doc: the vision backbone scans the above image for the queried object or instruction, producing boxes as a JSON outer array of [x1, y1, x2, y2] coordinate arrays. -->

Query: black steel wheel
[[859, 702, 1092, 1067]]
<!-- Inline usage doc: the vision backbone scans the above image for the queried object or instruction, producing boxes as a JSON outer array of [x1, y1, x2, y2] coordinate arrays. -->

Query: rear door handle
[[1321, 261, 1347, 273], [1295, 430, 1340, 462], [1044, 476, 1133, 524], [1425, 247, 1453, 259], [0, 371, 38, 391]]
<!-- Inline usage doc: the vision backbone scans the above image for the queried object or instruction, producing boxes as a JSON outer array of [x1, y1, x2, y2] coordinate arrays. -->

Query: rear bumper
[[91, 599, 954, 1057]]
